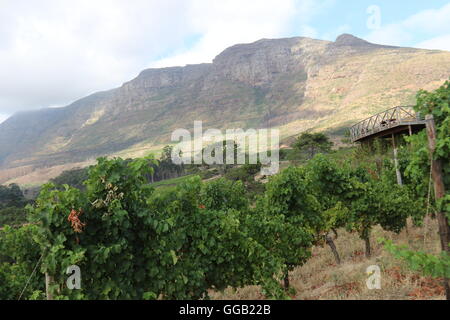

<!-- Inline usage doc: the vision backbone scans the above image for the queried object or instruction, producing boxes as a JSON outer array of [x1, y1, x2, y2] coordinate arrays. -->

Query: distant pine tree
[[292, 132, 333, 159]]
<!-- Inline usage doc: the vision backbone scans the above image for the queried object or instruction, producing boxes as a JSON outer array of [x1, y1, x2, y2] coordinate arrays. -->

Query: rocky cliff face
[[1, 34, 450, 184]]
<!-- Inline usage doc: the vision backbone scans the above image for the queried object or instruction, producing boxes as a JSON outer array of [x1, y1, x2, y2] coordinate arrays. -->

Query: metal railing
[[350, 106, 425, 142]]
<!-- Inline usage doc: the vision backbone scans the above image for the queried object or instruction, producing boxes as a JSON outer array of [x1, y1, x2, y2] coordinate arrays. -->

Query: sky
[[1, 0, 450, 123]]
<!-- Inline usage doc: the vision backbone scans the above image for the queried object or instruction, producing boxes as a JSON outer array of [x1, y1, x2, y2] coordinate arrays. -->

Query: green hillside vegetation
[[0, 184, 28, 228], [150, 174, 198, 188]]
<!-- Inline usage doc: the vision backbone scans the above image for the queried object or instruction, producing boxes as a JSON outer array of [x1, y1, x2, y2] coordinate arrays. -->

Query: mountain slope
[[1, 34, 450, 184]]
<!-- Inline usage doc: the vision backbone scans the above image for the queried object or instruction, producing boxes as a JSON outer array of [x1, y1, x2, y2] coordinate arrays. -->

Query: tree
[[0, 184, 29, 228], [0, 184, 26, 208], [50, 168, 89, 190], [201, 140, 239, 174], [305, 155, 352, 264], [148, 145, 185, 183], [161, 145, 174, 162], [347, 173, 413, 258], [292, 132, 333, 159], [200, 178, 248, 212], [248, 167, 319, 291]]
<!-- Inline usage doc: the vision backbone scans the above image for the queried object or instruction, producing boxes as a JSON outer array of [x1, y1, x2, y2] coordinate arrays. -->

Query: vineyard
[[0, 82, 449, 300]]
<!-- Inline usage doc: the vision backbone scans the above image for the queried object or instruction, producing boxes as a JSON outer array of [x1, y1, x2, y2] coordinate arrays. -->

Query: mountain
[[1, 34, 450, 185]]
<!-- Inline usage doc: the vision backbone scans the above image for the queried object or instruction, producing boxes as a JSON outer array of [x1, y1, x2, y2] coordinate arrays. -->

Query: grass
[[150, 174, 198, 187], [210, 217, 445, 300]]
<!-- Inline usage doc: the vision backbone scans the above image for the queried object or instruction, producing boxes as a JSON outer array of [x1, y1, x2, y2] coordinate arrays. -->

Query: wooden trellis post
[[425, 114, 450, 300], [391, 134, 403, 186], [45, 273, 54, 300]]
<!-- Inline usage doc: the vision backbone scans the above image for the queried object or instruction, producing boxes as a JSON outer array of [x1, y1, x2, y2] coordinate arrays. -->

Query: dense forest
[[0, 81, 449, 300]]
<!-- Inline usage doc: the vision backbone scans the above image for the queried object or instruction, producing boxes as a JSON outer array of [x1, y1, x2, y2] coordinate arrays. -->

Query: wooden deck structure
[[350, 106, 426, 143]]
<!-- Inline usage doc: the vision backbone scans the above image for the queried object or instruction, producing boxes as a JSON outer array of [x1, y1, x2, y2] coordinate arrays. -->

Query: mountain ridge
[[1, 34, 449, 185]]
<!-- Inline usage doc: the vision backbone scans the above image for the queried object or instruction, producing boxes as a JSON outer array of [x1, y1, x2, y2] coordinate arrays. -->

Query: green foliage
[[224, 163, 265, 199], [402, 132, 430, 202], [50, 168, 89, 190], [382, 239, 450, 278], [0, 184, 28, 228], [0, 225, 44, 300], [340, 128, 353, 145], [292, 132, 333, 159], [264, 167, 321, 229], [3, 83, 448, 299], [200, 178, 248, 211], [304, 155, 352, 243], [383, 80, 450, 280], [3, 155, 286, 300], [278, 148, 303, 161], [351, 138, 391, 174], [150, 174, 197, 187], [0, 206, 27, 227], [0, 184, 27, 208], [151, 145, 185, 182], [305, 155, 354, 208], [302, 154, 416, 257], [224, 163, 262, 182], [416, 81, 450, 166], [246, 167, 319, 290], [415, 80, 450, 199], [152, 177, 284, 299], [200, 140, 239, 169], [345, 165, 415, 249]]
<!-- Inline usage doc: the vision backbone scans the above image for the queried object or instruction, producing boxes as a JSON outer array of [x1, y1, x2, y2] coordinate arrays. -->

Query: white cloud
[[0, 0, 196, 115], [365, 3, 450, 50], [0, 114, 9, 124], [151, 0, 323, 67], [0, 0, 326, 117], [416, 34, 450, 52]]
